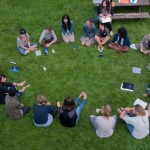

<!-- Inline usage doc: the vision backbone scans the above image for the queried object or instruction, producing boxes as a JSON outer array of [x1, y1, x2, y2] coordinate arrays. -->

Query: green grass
[[0, 0, 150, 150]]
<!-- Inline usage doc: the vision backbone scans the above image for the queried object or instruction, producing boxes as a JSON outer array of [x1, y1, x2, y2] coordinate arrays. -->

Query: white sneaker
[[110, 31, 113, 36], [98, 46, 104, 52]]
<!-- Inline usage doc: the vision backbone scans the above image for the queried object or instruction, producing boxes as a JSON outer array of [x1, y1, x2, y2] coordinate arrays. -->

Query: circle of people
[[1, 0, 150, 140]]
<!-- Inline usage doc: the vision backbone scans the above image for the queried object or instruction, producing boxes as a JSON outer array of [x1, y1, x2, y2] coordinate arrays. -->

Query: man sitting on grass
[[94, 22, 110, 51], [5, 86, 30, 120]]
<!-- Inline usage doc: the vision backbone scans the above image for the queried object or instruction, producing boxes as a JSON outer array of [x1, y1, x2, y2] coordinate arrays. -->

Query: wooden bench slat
[[113, 12, 150, 19]]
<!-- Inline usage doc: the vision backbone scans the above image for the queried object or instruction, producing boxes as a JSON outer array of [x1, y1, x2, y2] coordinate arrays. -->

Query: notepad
[[132, 67, 141, 74], [35, 50, 41, 56], [133, 99, 148, 109]]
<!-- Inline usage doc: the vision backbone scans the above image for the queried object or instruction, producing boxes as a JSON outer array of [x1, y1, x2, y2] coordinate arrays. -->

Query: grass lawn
[[0, 0, 150, 149]]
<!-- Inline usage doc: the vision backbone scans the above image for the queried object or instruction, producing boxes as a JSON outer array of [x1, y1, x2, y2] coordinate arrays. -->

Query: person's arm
[[39, 30, 45, 44], [140, 35, 147, 51], [112, 34, 118, 43], [61, 23, 67, 35], [124, 37, 130, 47], [83, 25, 86, 37], [119, 110, 126, 120], [101, 36, 110, 45], [69, 21, 74, 35], [18, 42, 29, 50], [89, 25, 96, 39], [49, 30, 57, 45], [26, 34, 31, 47]]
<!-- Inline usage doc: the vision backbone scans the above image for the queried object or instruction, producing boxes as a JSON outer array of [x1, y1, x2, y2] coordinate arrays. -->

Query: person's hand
[[85, 37, 89, 41], [82, 92, 87, 100], [21, 104, 24, 108], [140, 47, 144, 52], [57, 101, 61, 107]]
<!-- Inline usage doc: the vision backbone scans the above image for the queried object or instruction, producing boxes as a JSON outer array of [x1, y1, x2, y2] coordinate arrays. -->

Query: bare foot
[[18, 80, 26, 87], [143, 93, 148, 97], [20, 84, 31, 92], [117, 108, 122, 113]]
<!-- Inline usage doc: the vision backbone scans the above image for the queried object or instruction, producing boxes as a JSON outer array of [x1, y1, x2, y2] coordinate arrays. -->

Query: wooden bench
[[113, 12, 150, 19], [93, 0, 150, 19]]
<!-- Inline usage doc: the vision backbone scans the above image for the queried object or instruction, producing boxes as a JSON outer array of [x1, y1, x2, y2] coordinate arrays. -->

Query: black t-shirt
[[0, 82, 14, 104], [59, 108, 77, 127], [96, 27, 110, 38]]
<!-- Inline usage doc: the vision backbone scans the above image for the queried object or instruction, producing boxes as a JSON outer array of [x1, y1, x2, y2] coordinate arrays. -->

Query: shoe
[[98, 46, 104, 52], [44, 50, 48, 55]]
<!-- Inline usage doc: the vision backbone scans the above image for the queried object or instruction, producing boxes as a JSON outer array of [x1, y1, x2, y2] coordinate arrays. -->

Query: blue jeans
[[74, 97, 86, 124], [14, 92, 23, 99], [18, 43, 37, 55]]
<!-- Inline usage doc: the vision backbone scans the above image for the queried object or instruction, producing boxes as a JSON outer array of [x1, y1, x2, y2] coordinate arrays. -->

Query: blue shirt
[[82, 24, 96, 39], [33, 104, 54, 124], [61, 21, 74, 35]]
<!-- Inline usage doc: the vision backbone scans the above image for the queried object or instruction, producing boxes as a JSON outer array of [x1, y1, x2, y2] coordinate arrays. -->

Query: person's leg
[[104, 22, 112, 32], [94, 13, 99, 24], [51, 105, 58, 118], [69, 33, 75, 42], [86, 38, 95, 46], [30, 42, 37, 48], [18, 47, 27, 55], [41, 38, 47, 48], [108, 43, 122, 51], [89, 115, 97, 130], [33, 114, 53, 127], [80, 36, 86, 45], [62, 33, 70, 43], [75, 99, 86, 124], [118, 46, 128, 52], [14, 92, 23, 99], [21, 106, 31, 115], [125, 123, 134, 135]]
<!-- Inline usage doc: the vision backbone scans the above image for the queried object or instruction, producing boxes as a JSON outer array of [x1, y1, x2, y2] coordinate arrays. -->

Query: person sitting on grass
[[5, 86, 30, 120], [143, 83, 150, 97], [17, 28, 37, 55], [57, 92, 87, 127], [61, 14, 75, 43], [139, 33, 150, 55], [39, 25, 60, 55], [95, 0, 114, 35], [80, 19, 96, 46], [0, 74, 30, 104], [118, 105, 150, 139], [90, 104, 117, 138], [33, 94, 58, 127], [108, 27, 130, 52], [94, 22, 110, 51]]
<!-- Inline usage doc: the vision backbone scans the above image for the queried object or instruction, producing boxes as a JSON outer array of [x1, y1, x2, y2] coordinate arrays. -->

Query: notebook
[[99, 17, 111, 23], [35, 50, 41, 56], [120, 82, 135, 92], [93, 0, 102, 4], [133, 99, 148, 109], [132, 67, 141, 74]]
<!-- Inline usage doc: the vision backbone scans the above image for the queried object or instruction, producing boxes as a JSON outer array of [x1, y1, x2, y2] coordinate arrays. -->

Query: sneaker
[[98, 46, 104, 52], [44, 50, 48, 55]]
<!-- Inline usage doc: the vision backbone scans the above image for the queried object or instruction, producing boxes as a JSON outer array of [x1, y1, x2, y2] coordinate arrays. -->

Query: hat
[[19, 28, 26, 35]]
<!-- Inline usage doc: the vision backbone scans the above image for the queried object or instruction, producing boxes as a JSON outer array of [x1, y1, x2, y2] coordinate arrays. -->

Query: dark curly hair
[[117, 27, 127, 38]]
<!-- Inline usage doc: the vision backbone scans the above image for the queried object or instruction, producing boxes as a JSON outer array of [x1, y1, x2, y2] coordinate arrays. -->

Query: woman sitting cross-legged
[[33, 94, 58, 127], [17, 28, 37, 55], [90, 104, 117, 138], [108, 27, 130, 52], [57, 92, 87, 127], [80, 19, 96, 46], [118, 105, 150, 139]]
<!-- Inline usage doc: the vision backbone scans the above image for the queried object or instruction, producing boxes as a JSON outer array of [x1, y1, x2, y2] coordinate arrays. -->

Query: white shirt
[[95, 116, 116, 138], [124, 111, 149, 139]]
